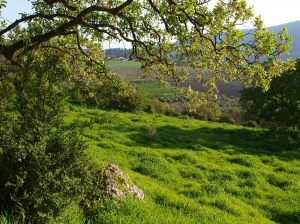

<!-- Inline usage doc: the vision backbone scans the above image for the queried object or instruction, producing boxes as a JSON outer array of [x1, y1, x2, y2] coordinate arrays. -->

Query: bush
[[68, 73, 150, 112], [145, 100, 181, 117], [242, 120, 259, 128], [164, 106, 180, 117], [148, 99, 167, 114], [127, 93, 149, 112], [99, 78, 149, 112], [183, 102, 221, 122], [239, 58, 300, 130], [0, 51, 98, 223], [144, 125, 158, 141], [107, 92, 149, 112], [220, 108, 247, 125], [220, 114, 236, 124], [271, 127, 300, 143], [145, 104, 154, 113]]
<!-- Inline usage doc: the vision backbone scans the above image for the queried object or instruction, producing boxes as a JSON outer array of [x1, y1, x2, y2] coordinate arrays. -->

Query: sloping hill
[[63, 104, 300, 223]]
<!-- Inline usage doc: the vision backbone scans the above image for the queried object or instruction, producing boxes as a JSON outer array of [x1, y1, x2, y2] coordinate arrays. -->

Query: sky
[[1, 0, 300, 48]]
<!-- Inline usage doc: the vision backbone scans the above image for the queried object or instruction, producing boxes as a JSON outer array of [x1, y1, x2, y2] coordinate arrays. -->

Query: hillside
[[51, 103, 300, 223]]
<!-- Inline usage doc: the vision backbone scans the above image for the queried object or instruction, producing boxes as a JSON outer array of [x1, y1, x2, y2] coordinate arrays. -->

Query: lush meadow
[[45, 103, 300, 223], [1, 0, 298, 221], [1, 61, 299, 223]]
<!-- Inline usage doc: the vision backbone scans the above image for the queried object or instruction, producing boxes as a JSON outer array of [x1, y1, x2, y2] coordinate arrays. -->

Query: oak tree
[[0, 0, 294, 100], [239, 59, 300, 135]]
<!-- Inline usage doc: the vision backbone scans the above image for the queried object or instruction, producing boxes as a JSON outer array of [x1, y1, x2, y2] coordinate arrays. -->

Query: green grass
[[62, 104, 300, 224], [107, 60, 142, 68], [4, 104, 300, 223], [133, 82, 182, 99]]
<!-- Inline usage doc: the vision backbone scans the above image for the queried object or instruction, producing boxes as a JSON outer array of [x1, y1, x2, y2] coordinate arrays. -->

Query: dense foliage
[[239, 58, 300, 140], [0, 0, 294, 102], [0, 48, 102, 223]]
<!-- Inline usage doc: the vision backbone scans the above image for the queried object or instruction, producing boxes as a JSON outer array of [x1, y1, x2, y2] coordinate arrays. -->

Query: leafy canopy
[[239, 58, 300, 129], [0, 0, 294, 102]]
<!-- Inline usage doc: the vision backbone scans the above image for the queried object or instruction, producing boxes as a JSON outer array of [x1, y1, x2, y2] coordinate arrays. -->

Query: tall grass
[[3, 103, 300, 223], [75, 104, 300, 223]]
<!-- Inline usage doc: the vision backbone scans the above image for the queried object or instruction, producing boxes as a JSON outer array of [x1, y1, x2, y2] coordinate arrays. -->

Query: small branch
[[40, 45, 76, 61], [44, 0, 77, 11]]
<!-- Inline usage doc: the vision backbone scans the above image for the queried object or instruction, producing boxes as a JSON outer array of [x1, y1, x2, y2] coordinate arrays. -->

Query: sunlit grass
[[133, 82, 182, 99], [67, 104, 300, 224], [3, 103, 300, 223]]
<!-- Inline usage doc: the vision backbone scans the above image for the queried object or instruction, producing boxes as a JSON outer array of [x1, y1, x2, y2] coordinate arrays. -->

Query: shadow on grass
[[127, 125, 300, 160]]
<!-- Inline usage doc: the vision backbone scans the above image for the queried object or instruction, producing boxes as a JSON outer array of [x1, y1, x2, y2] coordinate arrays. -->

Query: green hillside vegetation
[[3, 103, 299, 223], [133, 82, 181, 99], [81, 106, 300, 224], [1, 1, 298, 223], [1, 52, 298, 224]]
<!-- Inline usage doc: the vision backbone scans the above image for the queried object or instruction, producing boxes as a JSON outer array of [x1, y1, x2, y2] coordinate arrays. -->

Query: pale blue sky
[[1, 0, 300, 48], [2, 0, 300, 27]]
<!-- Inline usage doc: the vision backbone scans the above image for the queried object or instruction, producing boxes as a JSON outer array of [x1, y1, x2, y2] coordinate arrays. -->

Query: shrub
[[180, 114, 190, 120], [183, 102, 221, 122], [100, 78, 149, 112], [271, 127, 300, 143], [0, 51, 98, 223], [219, 115, 235, 124], [164, 106, 180, 117], [220, 108, 247, 124], [144, 125, 158, 141], [242, 120, 259, 128], [67, 72, 150, 112], [145, 104, 155, 113], [145, 100, 181, 117], [127, 93, 149, 112], [148, 99, 167, 114]]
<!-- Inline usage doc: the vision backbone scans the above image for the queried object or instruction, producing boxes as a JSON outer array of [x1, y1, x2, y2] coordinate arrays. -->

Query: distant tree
[[239, 58, 300, 131], [105, 48, 130, 59]]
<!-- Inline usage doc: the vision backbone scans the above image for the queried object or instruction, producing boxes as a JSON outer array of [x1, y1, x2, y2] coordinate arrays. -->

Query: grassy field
[[133, 82, 182, 99], [1, 102, 300, 223], [12, 102, 296, 224], [106, 61, 242, 100], [107, 60, 142, 68]]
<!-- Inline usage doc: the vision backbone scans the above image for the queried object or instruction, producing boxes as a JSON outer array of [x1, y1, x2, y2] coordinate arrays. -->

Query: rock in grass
[[103, 164, 144, 200]]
